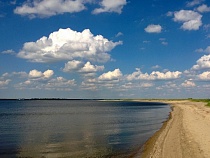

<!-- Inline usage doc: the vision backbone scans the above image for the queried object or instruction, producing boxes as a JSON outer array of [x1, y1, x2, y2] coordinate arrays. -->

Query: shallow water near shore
[[0, 100, 170, 158]]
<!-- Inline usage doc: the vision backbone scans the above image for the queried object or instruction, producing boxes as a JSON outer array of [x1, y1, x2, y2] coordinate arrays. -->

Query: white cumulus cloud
[[0, 79, 11, 88], [173, 10, 202, 30], [192, 54, 210, 70], [144, 24, 162, 33], [63, 60, 84, 72], [63, 60, 104, 73], [181, 80, 196, 87], [147, 71, 182, 80], [29, 70, 43, 78], [17, 28, 122, 63], [79, 62, 104, 73], [197, 71, 210, 80], [197, 4, 210, 13], [14, 0, 90, 18], [174, 10, 201, 22], [127, 68, 182, 81], [98, 69, 122, 81], [181, 19, 202, 30], [29, 69, 54, 79], [92, 0, 127, 14], [43, 70, 54, 78]]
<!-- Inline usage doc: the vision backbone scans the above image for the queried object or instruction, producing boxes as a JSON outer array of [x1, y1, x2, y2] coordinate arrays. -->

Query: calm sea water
[[0, 100, 170, 158]]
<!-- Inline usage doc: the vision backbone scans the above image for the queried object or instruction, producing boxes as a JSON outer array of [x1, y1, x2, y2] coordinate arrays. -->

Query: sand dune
[[140, 100, 210, 158]]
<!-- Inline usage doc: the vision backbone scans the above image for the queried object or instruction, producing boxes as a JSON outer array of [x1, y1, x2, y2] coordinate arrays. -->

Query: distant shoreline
[[0, 98, 123, 101], [0, 98, 202, 101]]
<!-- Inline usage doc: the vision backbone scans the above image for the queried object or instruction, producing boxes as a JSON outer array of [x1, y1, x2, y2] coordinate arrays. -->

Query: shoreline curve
[[133, 100, 210, 158]]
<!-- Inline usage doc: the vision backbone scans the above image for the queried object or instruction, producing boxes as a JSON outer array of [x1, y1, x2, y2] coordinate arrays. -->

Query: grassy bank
[[189, 99, 210, 107]]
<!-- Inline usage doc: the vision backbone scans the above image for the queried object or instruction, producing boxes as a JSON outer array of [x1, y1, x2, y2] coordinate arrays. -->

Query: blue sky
[[0, 0, 210, 99]]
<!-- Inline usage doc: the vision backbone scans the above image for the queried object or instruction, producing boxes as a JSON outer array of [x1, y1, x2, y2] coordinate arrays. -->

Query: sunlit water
[[0, 100, 170, 158]]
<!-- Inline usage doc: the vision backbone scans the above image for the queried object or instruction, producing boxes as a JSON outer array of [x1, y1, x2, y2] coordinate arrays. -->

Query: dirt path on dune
[[140, 100, 210, 158]]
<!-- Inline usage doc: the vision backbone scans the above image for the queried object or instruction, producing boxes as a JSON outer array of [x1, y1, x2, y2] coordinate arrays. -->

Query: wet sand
[[136, 100, 210, 158]]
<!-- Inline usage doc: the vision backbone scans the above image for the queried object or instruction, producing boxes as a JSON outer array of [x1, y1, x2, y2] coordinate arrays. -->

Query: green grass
[[189, 99, 210, 107]]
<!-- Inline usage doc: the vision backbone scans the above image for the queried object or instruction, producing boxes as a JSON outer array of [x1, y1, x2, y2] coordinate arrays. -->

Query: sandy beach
[[138, 100, 210, 158]]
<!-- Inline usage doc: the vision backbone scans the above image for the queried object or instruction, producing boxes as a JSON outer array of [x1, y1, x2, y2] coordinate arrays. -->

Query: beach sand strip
[[137, 100, 210, 158]]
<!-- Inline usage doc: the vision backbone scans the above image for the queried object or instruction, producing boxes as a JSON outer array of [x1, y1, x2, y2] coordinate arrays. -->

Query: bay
[[0, 100, 170, 158]]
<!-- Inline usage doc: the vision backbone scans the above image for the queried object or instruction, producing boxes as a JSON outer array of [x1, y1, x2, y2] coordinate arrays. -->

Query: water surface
[[0, 100, 170, 158]]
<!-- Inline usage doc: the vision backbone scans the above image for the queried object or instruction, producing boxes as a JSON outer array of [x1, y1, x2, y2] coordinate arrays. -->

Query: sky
[[0, 0, 210, 99]]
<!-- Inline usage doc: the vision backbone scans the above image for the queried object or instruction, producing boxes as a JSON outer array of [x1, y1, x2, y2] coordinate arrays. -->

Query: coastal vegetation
[[189, 99, 210, 107]]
